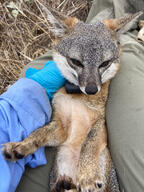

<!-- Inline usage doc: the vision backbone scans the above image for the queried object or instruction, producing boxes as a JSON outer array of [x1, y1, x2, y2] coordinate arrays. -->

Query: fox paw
[[53, 175, 76, 192], [77, 178, 103, 192], [2, 142, 31, 161]]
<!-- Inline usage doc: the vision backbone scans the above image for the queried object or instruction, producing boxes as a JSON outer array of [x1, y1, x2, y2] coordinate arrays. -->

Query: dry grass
[[0, 0, 92, 94]]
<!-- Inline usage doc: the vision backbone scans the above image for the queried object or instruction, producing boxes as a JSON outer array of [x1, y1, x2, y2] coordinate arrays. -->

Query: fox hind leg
[[76, 145, 120, 192], [52, 145, 81, 191], [106, 164, 120, 192]]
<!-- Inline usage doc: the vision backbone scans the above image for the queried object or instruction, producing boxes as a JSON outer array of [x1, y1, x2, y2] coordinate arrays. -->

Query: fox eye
[[99, 61, 110, 68], [70, 58, 84, 68]]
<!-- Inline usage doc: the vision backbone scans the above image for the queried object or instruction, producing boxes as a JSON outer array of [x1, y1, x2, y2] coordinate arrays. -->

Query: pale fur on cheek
[[53, 51, 79, 85], [101, 62, 120, 83], [79, 86, 87, 94]]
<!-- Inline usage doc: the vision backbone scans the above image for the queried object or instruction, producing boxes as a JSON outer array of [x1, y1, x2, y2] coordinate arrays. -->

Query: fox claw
[[53, 175, 76, 192], [2, 142, 27, 161], [76, 179, 103, 192]]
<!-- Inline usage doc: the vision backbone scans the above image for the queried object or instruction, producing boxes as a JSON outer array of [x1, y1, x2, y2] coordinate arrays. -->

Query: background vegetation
[[0, 0, 92, 94]]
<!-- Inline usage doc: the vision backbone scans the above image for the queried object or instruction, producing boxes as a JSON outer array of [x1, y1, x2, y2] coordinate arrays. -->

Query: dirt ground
[[0, 0, 92, 94]]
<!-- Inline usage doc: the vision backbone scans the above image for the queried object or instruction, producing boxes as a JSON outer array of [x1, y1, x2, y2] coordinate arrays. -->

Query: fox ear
[[49, 16, 79, 37], [64, 17, 79, 29], [37, 2, 79, 37], [104, 11, 143, 34]]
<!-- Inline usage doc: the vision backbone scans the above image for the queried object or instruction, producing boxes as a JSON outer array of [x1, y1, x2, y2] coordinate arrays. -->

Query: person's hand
[[25, 61, 66, 100]]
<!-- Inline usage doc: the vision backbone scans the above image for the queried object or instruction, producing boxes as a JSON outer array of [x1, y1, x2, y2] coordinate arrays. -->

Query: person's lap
[[106, 34, 144, 191], [16, 1, 144, 191]]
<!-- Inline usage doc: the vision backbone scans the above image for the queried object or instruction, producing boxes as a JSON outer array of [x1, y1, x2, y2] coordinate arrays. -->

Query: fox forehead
[[55, 21, 119, 65]]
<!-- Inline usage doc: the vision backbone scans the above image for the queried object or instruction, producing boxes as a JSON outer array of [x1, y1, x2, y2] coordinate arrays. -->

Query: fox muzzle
[[85, 83, 98, 95]]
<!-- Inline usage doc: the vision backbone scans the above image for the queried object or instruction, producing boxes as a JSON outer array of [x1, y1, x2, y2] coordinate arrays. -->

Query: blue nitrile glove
[[25, 61, 66, 100]]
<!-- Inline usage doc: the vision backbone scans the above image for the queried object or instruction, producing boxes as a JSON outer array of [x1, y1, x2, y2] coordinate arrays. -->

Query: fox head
[[47, 9, 142, 94]]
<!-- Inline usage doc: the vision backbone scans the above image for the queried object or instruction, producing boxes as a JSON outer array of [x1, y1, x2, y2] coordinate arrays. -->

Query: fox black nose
[[85, 84, 98, 95]]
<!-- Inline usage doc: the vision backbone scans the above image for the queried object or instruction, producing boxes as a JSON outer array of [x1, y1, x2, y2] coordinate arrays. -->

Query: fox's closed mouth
[[65, 81, 99, 95]]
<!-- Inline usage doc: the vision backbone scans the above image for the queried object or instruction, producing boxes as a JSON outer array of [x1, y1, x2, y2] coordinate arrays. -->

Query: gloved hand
[[25, 61, 66, 100]]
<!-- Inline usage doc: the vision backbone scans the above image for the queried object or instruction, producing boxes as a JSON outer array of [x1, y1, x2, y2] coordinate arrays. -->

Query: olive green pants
[[16, 1, 144, 192]]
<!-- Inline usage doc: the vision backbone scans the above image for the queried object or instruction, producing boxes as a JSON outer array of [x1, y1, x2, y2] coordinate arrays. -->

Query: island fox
[[2, 8, 142, 192]]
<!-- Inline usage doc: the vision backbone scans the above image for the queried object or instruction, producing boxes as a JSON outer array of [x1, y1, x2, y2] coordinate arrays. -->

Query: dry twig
[[0, 0, 92, 94]]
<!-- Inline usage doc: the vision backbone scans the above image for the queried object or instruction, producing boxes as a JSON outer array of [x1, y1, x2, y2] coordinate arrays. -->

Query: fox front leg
[[2, 121, 67, 161], [1, 92, 70, 161]]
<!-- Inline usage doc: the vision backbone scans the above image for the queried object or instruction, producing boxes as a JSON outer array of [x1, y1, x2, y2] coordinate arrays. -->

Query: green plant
[[7, 0, 33, 17]]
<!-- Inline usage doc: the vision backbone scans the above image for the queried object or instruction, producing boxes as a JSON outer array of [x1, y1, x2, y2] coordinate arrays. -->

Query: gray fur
[[55, 21, 119, 92], [108, 165, 120, 192], [54, 12, 142, 94], [116, 11, 143, 34]]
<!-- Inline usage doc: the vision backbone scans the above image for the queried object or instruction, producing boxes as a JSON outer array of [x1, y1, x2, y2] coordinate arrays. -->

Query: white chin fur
[[53, 51, 79, 86], [97, 85, 101, 92], [80, 86, 87, 94], [101, 62, 119, 83]]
